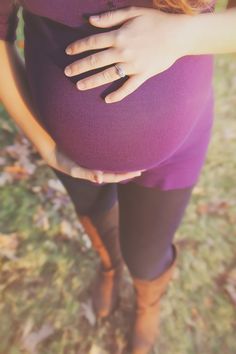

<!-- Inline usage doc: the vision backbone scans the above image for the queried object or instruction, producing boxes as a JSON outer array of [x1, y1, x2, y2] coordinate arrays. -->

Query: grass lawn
[[0, 2, 235, 354]]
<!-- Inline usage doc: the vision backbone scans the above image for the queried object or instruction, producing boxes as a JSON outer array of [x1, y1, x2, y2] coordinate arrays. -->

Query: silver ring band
[[114, 64, 126, 78]]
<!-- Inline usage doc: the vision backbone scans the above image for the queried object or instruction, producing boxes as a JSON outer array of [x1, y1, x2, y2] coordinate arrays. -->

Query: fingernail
[[105, 96, 111, 103], [90, 15, 100, 21], [65, 47, 72, 54], [64, 67, 72, 76], [77, 81, 85, 90]]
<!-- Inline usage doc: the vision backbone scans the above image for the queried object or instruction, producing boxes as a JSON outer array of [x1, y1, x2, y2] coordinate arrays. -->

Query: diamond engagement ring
[[114, 64, 126, 78]]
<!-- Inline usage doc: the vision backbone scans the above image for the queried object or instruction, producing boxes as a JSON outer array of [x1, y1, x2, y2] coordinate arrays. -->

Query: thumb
[[89, 6, 141, 28]]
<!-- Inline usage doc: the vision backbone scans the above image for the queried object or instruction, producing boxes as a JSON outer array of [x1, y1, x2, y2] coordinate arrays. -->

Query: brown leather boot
[[78, 202, 124, 318], [128, 243, 178, 354]]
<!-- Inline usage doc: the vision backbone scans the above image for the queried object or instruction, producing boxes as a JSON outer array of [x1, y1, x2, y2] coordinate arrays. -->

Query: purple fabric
[[0, 0, 217, 189]]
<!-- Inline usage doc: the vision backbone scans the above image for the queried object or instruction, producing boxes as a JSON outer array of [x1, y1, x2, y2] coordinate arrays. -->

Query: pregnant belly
[[24, 35, 214, 173]]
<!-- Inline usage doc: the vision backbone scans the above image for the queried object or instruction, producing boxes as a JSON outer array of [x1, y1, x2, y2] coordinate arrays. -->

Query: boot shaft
[[132, 243, 178, 310], [78, 201, 122, 270]]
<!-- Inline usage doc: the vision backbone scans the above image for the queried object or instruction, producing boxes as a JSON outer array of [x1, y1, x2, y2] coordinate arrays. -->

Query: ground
[[0, 2, 235, 354]]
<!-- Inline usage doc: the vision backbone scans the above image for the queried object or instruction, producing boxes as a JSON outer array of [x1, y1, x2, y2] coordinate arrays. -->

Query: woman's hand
[[64, 6, 191, 103], [39, 140, 144, 184]]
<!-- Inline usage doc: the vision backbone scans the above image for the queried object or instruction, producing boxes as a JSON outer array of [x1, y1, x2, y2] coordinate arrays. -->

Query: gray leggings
[[53, 169, 193, 280]]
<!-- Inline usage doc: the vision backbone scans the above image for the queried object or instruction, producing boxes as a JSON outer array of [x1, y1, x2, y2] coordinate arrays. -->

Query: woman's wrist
[[182, 7, 236, 56]]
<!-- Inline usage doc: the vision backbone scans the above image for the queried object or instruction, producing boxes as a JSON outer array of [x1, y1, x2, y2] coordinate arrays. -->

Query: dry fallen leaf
[[4, 141, 37, 176], [33, 207, 50, 231], [4, 164, 29, 176], [88, 344, 108, 354], [21, 317, 35, 339], [1, 121, 14, 133], [0, 171, 14, 186], [192, 186, 205, 196], [60, 219, 76, 239], [31, 186, 42, 193], [80, 298, 96, 327], [81, 233, 92, 250], [196, 200, 230, 216], [0, 233, 19, 260], [21, 323, 55, 354]]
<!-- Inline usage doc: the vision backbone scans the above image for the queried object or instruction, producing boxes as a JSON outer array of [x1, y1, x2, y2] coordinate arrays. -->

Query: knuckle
[[105, 11, 114, 21], [115, 30, 125, 46], [86, 36, 95, 48], [129, 6, 138, 14], [88, 54, 98, 68], [102, 70, 113, 82], [113, 95, 123, 103], [81, 169, 91, 180], [74, 40, 83, 52], [90, 173, 97, 182], [88, 176, 95, 183], [119, 47, 131, 60]]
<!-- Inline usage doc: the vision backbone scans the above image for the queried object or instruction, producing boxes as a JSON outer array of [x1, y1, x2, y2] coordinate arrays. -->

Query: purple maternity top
[[0, 0, 217, 189]]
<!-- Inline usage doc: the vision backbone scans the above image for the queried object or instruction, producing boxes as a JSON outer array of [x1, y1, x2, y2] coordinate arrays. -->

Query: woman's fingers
[[71, 165, 144, 184], [65, 7, 143, 56], [65, 31, 117, 55], [105, 74, 145, 103], [53, 147, 145, 183], [89, 6, 143, 28], [70, 165, 99, 182], [95, 170, 144, 183], [64, 48, 120, 77], [46, 145, 145, 183], [76, 63, 130, 90]]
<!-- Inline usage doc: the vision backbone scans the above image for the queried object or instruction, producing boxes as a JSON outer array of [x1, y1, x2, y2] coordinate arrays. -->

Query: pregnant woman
[[1, 0, 236, 353]]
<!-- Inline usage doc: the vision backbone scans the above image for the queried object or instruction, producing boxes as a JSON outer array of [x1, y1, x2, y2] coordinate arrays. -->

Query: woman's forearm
[[0, 40, 55, 152], [184, 5, 236, 55]]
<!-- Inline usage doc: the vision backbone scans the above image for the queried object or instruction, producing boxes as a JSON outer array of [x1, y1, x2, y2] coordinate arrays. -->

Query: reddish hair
[[152, 0, 214, 15], [12, 0, 214, 16]]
